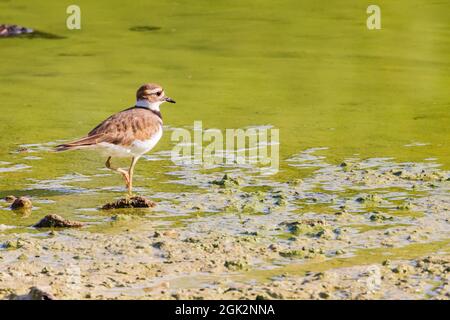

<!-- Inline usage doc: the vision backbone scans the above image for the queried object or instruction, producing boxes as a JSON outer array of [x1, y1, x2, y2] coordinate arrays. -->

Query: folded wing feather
[[56, 108, 161, 151]]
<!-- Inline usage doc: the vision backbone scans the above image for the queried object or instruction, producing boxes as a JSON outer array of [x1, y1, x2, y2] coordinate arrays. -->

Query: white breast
[[130, 127, 163, 156], [98, 126, 163, 158]]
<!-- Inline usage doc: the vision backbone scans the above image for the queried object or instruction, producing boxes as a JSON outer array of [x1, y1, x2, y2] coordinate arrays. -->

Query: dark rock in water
[[10, 196, 32, 210], [33, 214, 84, 228], [101, 196, 156, 210], [9, 287, 55, 300], [0, 24, 33, 37], [4, 195, 17, 203], [0, 24, 64, 39]]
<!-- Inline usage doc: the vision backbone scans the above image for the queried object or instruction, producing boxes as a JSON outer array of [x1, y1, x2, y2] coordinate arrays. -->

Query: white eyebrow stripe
[[148, 88, 163, 94]]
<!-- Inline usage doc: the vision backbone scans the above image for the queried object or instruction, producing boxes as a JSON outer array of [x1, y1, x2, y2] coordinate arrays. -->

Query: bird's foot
[[125, 190, 134, 199]]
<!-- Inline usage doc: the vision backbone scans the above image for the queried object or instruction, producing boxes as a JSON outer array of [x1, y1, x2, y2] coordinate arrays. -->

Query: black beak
[[164, 97, 176, 104]]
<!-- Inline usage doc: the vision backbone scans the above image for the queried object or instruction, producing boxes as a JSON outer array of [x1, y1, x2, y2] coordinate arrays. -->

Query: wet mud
[[0, 150, 448, 299]]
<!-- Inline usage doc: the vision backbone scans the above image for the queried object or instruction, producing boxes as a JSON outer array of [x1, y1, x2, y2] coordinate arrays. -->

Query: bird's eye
[[156, 91, 162, 96]]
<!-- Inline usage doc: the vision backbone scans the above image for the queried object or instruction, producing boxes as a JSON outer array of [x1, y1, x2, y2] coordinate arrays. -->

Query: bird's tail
[[55, 134, 103, 152]]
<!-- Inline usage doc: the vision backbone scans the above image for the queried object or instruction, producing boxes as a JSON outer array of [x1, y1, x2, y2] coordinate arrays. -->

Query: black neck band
[[134, 106, 162, 120]]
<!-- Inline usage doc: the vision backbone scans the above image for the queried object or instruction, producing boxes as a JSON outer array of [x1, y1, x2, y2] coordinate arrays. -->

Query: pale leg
[[105, 156, 131, 192], [127, 156, 140, 196]]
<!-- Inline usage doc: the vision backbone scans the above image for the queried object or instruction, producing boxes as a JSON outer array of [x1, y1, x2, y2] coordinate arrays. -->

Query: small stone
[[26, 287, 54, 300], [279, 249, 306, 258], [211, 174, 241, 188], [319, 292, 330, 299], [41, 267, 51, 274], [48, 230, 57, 237], [316, 229, 334, 239], [281, 219, 327, 236], [224, 260, 248, 271], [102, 196, 156, 210], [33, 214, 84, 228], [4, 195, 16, 203], [10, 196, 32, 210], [356, 194, 383, 204], [152, 241, 165, 249], [9, 287, 55, 300], [369, 212, 393, 222], [153, 231, 161, 238], [172, 293, 181, 300], [392, 264, 413, 274], [3, 239, 24, 250]]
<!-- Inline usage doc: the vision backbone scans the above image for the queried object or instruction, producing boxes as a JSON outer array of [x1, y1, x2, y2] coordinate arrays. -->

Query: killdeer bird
[[56, 83, 175, 195]]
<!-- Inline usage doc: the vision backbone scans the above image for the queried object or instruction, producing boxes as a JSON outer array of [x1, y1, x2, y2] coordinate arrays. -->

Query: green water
[[0, 0, 449, 276]]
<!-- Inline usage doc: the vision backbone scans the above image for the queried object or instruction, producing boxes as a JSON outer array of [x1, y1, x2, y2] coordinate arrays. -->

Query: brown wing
[[56, 108, 162, 151]]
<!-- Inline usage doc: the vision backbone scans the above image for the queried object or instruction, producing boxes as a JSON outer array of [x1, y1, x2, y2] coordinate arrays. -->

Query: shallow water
[[0, 0, 449, 298]]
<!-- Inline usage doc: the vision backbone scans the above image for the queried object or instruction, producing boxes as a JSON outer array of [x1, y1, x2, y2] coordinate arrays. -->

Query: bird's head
[[135, 83, 176, 111]]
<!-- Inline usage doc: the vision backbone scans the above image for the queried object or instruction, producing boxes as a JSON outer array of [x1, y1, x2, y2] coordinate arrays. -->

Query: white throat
[[135, 99, 162, 112]]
